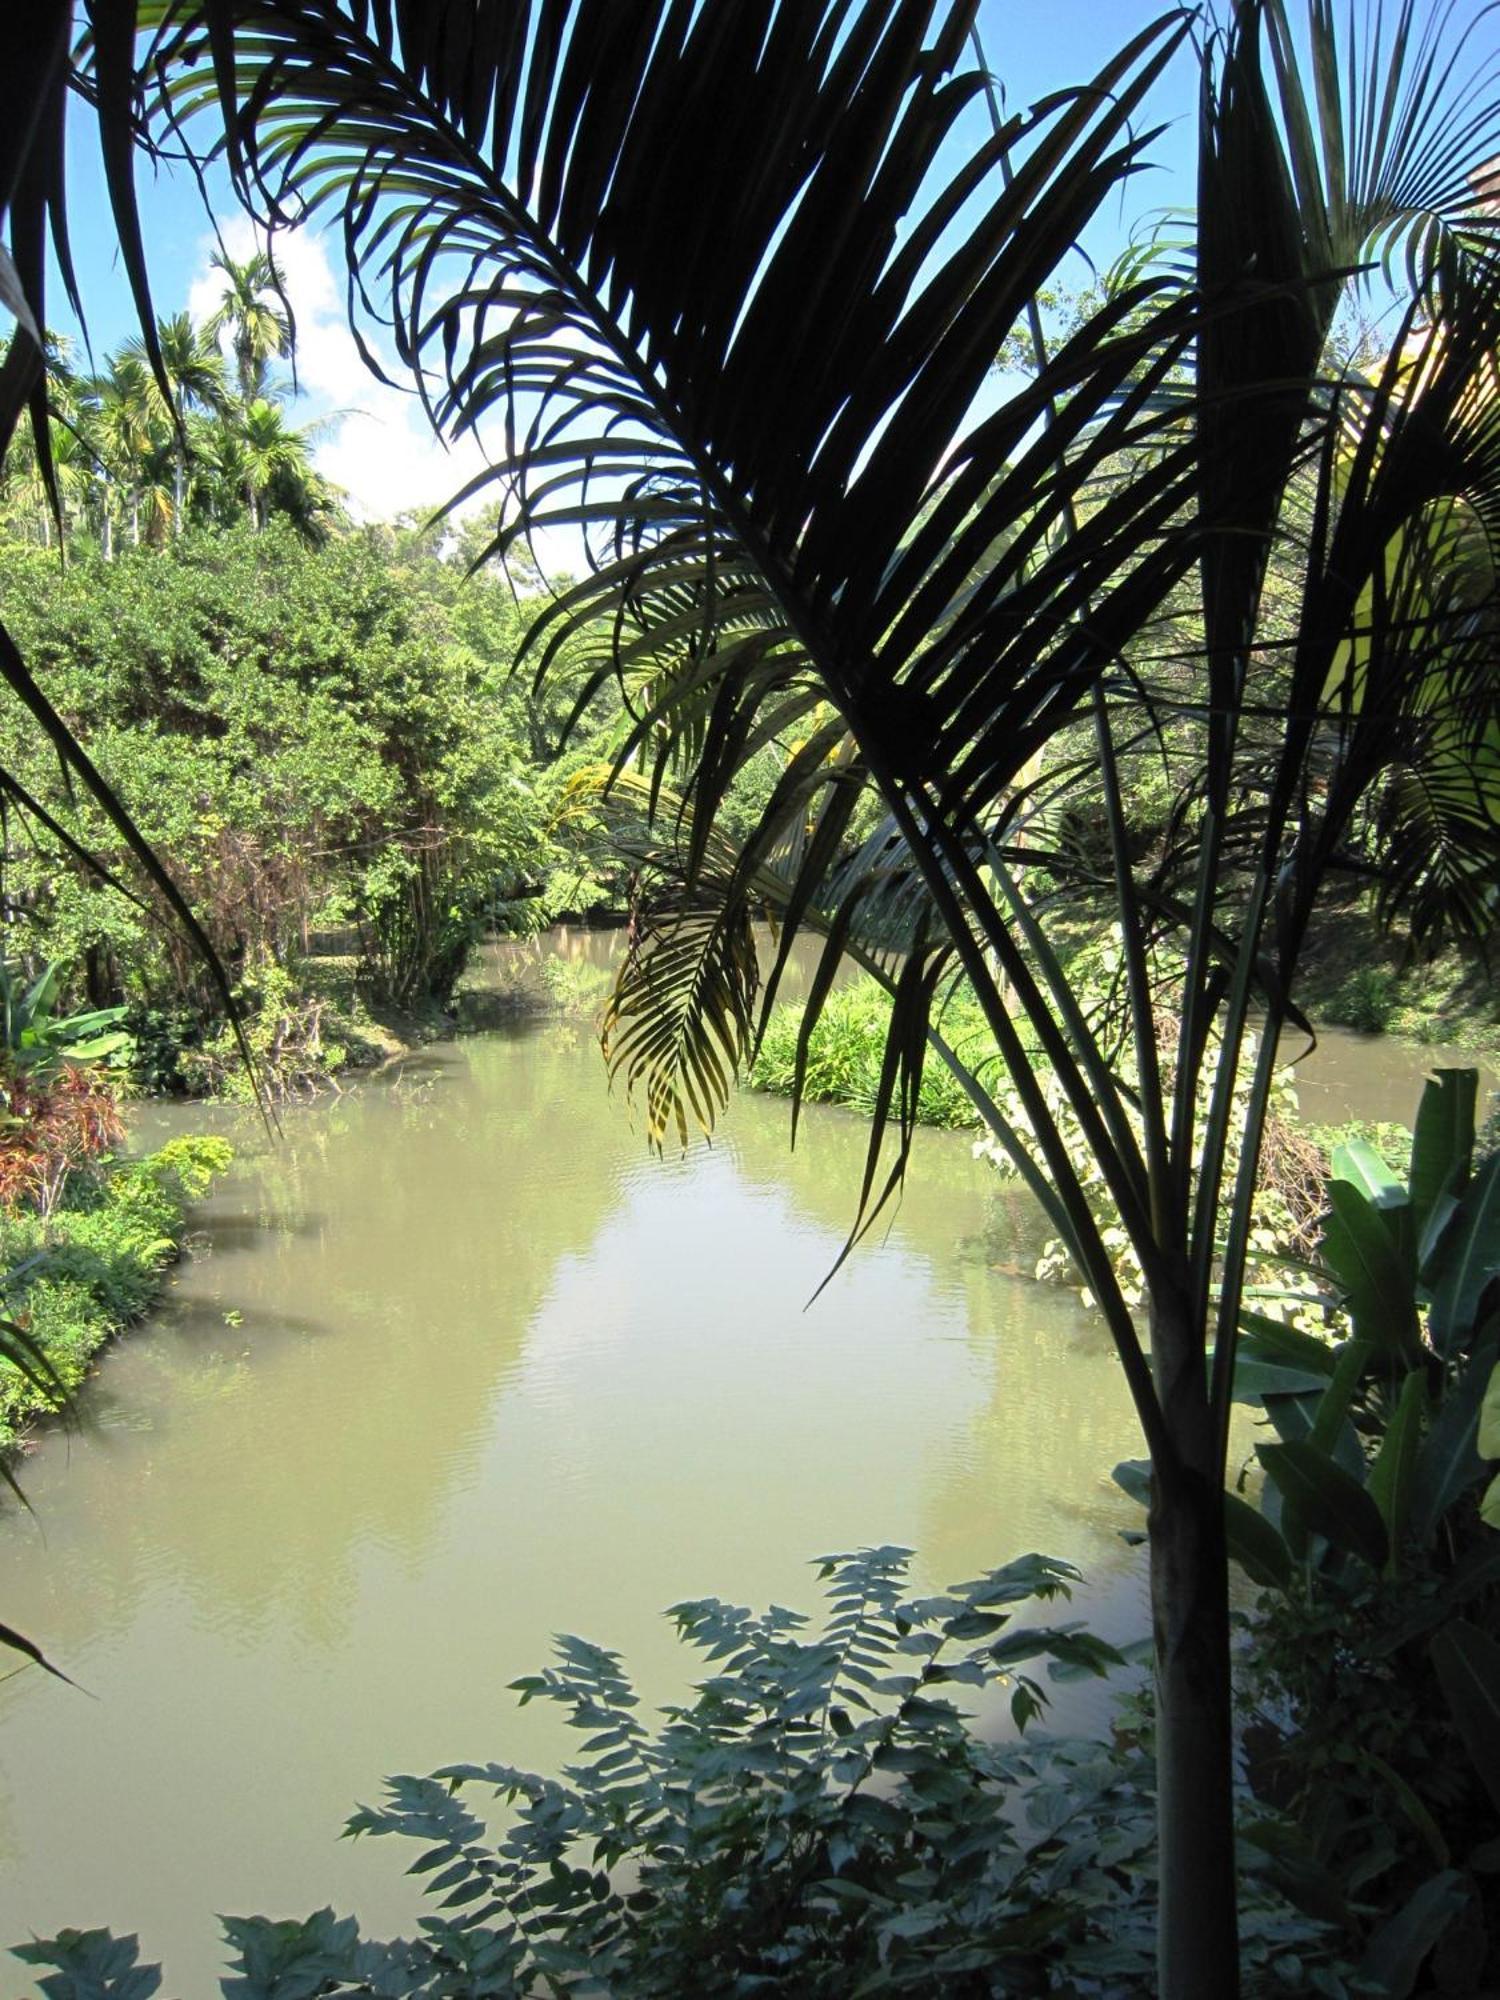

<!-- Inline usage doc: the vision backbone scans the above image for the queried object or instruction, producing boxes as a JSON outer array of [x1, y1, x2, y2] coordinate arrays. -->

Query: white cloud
[[188, 214, 498, 527]]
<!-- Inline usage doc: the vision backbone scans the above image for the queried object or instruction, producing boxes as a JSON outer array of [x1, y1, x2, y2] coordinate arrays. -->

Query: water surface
[[0, 946, 1146, 1991]]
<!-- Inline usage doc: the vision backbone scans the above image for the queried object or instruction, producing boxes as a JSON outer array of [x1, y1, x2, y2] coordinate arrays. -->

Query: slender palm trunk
[[130, 489, 140, 547], [1149, 1292, 1239, 1999], [173, 444, 185, 537], [100, 486, 113, 562]]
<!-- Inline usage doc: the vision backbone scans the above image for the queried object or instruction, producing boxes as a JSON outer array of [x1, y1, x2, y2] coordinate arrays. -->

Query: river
[[0, 934, 1487, 1991]]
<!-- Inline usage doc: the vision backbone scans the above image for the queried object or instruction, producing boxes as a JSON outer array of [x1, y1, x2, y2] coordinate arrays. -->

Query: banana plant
[[1201, 1071, 1500, 1982], [0, 956, 130, 1081], [1228, 1069, 1500, 1583]]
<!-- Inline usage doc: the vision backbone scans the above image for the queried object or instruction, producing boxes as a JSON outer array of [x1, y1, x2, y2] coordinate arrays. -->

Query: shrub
[[12, 1549, 1347, 1997]]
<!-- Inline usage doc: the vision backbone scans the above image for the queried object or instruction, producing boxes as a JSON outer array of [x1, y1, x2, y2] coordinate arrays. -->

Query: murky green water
[[0, 932, 1486, 1991], [0, 938, 1159, 1993]]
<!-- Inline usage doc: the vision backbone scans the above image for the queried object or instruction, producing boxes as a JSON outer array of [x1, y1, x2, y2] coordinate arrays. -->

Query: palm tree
[[2, 0, 1498, 1987], [215, 394, 332, 534], [153, 5, 1500, 1991], [84, 354, 157, 554], [201, 247, 291, 406], [119, 311, 228, 534]]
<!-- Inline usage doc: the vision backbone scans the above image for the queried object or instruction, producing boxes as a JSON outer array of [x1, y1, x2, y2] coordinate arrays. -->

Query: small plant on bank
[[0, 1134, 232, 1447]]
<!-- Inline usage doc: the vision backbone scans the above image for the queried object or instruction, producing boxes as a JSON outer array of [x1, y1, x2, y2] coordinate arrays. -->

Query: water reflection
[[0, 954, 1146, 1993]]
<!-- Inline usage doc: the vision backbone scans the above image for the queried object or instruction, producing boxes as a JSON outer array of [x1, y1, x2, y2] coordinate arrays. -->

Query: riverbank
[[0, 1137, 232, 1451]]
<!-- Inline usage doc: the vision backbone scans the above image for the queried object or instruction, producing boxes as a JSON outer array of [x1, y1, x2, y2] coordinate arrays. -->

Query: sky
[[27, 0, 1500, 531]]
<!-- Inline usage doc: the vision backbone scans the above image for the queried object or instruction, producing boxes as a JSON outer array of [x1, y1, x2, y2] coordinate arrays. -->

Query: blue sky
[[34, 0, 1500, 525]]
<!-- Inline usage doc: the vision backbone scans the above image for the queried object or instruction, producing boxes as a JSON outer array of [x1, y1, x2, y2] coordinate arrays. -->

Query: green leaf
[[1366, 1369, 1427, 1568], [1223, 1488, 1292, 1589], [1410, 1337, 1499, 1544], [1331, 1134, 1407, 1210], [1228, 1353, 1333, 1404], [1111, 1459, 1151, 1510], [1477, 1359, 1500, 1460], [1323, 1181, 1420, 1360], [1357, 1869, 1468, 2000], [1427, 1154, 1500, 1358], [1430, 1620, 1500, 1816], [1481, 1470, 1500, 1530], [1236, 1312, 1339, 1378], [1409, 1069, 1476, 1247], [1258, 1440, 1389, 1569]]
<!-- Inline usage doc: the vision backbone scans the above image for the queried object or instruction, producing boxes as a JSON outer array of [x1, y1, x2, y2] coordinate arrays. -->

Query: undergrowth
[[0, 1135, 232, 1447]]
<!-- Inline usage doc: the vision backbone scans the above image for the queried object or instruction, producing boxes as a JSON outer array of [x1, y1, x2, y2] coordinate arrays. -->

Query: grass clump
[[750, 977, 990, 1129]]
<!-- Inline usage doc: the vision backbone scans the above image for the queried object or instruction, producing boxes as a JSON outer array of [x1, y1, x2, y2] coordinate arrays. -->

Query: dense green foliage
[[0, 520, 630, 1088], [752, 978, 986, 1131], [0, 1133, 231, 1447]]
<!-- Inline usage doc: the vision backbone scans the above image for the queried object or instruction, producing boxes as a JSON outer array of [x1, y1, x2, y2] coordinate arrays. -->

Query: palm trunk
[[1149, 1293, 1239, 1999], [173, 444, 185, 537]]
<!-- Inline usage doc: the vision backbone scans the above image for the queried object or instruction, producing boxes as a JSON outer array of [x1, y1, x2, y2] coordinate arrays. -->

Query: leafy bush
[[0, 1135, 232, 1445], [12, 1548, 1343, 1997], [0, 523, 599, 1055], [1321, 964, 1400, 1035]]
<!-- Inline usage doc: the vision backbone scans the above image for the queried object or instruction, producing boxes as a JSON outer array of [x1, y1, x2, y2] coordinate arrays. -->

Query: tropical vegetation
[[1, 2, 1499, 1996]]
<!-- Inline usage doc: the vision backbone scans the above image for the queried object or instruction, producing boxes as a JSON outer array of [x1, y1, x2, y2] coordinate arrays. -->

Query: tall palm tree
[[1, 0, 1497, 1987], [119, 311, 228, 533], [201, 246, 291, 406], [84, 354, 157, 554], [147, 5, 1500, 1991]]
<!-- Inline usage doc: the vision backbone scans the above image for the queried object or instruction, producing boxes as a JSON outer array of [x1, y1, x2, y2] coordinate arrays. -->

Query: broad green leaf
[[1409, 1069, 1476, 1248], [1236, 1312, 1339, 1378], [1482, 1470, 1500, 1530], [1431, 1620, 1500, 1815], [1366, 1370, 1426, 1568], [1111, 1459, 1151, 1510], [1477, 1358, 1500, 1460], [1427, 1155, 1500, 1358], [1331, 1134, 1406, 1210], [1223, 1488, 1292, 1589], [1323, 1182, 1420, 1360], [1258, 1441, 1389, 1570], [1357, 1869, 1468, 2000], [1410, 1338, 1499, 1544], [1310, 1339, 1373, 1459]]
